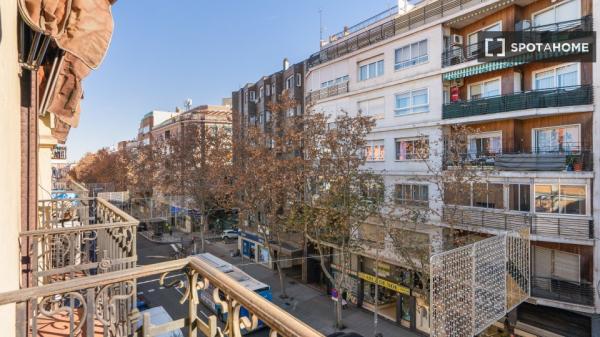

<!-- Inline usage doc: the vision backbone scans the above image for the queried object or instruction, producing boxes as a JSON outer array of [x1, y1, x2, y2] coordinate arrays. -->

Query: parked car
[[221, 229, 239, 240]]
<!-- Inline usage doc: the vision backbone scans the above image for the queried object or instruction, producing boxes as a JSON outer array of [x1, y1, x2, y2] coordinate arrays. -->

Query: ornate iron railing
[[305, 81, 349, 105], [442, 85, 593, 119], [0, 258, 324, 337], [51, 146, 67, 160], [531, 276, 594, 306], [27, 197, 138, 286], [442, 206, 593, 240]]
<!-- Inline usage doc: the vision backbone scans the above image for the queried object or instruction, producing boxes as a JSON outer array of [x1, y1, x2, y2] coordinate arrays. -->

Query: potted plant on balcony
[[566, 154, 575, 171], [566, 154, 583, 171]]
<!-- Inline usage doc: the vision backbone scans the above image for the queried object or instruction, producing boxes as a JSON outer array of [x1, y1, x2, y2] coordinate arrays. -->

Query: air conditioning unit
[[515, 20, 531, 31], [451, 34, 463, 45]]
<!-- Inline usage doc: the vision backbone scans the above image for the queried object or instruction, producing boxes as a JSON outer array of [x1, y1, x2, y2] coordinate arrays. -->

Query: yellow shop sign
[[358, 272, 410, 295]]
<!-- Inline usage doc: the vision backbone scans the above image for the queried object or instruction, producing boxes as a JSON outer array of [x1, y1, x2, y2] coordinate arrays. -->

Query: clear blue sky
[[68, 0, 396, 161]]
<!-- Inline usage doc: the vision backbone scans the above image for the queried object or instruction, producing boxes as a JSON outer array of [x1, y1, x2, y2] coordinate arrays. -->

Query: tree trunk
[[200, 213, 207, 253], [275, 259, 288, 299], [335, 283, 344, 329]]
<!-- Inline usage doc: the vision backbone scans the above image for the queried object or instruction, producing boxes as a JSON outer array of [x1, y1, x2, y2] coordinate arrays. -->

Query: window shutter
[[553, 251, 580, 282]]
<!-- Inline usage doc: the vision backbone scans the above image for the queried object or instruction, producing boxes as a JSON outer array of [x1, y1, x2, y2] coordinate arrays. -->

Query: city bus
[[194, 253, 272, 331]]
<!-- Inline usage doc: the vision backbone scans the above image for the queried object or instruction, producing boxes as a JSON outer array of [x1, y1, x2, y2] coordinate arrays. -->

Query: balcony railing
[[442, 206, 593, 240], [531, 276, 594, 306], [27, 197, 138, 285], [441, 16, 593, 67], [306, 81, 349, 105], [445, 147, 593, 172], [308, 0, 496, 69], [51, 146, 67, 160], [442, 85, 593, 119], [0, 258, 324, 337]]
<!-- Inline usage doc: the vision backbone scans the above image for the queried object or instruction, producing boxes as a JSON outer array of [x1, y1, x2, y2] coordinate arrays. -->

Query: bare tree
[[298, 110, 376, 329], [233, 94, 306, 298]]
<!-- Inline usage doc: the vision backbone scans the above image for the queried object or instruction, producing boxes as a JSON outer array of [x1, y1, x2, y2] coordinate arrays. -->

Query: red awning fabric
[[18, 0, 115, 142]]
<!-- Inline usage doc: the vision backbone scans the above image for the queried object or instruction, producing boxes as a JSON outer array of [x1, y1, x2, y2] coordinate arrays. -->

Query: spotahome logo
[[477, 31, 596, 63]]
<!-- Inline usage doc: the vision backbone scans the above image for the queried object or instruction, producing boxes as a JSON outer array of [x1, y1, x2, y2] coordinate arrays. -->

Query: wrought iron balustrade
[[442, 206, 593, 240], [0, 258, 324, 337], [26, 197, 138, 285], [442, 85, 593, 119], [531, 276, 594, 306]]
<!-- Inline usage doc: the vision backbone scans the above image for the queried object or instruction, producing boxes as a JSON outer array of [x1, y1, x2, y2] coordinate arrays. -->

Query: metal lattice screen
[[430, 229, 530, 337]]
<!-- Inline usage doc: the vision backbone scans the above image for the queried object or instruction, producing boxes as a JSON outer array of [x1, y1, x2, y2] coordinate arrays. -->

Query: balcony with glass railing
[[441, 16, 593, 67], [442, 85, 593, 119]]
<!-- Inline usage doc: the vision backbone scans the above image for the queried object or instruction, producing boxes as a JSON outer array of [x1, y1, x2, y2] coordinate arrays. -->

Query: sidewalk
[[204, 240, 420, 337], [138, 230, 184, 244]]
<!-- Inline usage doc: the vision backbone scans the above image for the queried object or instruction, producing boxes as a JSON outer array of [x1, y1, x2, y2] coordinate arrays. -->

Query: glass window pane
[[535, 184, 559, 213], [488, 183, 504, 209], [556, 64, 578, 87], [560, 185, 586, 215], [520, 184, 531, 212], [535, 70, 555, 89], [484, 80, 500, 97], [534, 8, 555, 27], [470, 84, 482, 99], [556, 0, 580, 22], [419, 40, 428, 57], [377, 60, 384, 76], [368, 63, 376, 79], [360, 65, 368, 81]]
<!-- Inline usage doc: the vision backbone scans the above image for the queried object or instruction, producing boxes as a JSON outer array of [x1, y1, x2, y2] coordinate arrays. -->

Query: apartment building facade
[[137, 110, 178, 146], [231, 59, 306, 271], [305, 0, 599, 335]]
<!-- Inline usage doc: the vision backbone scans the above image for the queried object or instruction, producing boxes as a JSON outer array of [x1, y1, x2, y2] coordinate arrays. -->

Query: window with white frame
[[467, 22, 502, 56], [509, 184, 531, 212], [395, 89, 429, 115], [358, 97, 385, 118], [266, 85, 271, 96], [271, 83, 276, 95], [359, 60, 384, 81], [364, 140, 385, 161], [534, 184, 586, 215], [534, 63, 579, 90], [249, 91, 256, 102], [395, 138, 429, 160], [285, 75, 294, 90], [394, 184, 429, 206], [533, 0, 581, 29], [469, 78, 500, 100], [473, 183, 504, 209], [259, 86, 264, 99], [394, 40, 428, 70], [468, 132, 502, 159], [296, 74, 302, 87], [533, 124, 580, 152]]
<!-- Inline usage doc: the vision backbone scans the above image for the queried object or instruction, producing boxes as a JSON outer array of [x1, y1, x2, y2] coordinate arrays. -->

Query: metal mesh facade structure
[[430, 229, 530, 337]]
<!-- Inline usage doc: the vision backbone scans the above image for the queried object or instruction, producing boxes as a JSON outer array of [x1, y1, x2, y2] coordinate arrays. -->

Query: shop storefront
[[240, 231, 262, 261], [357, 258, 430, 334]]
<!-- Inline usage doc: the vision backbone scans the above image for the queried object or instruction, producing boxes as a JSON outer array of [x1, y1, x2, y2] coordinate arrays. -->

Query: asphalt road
[[136, 234, 268, 337]]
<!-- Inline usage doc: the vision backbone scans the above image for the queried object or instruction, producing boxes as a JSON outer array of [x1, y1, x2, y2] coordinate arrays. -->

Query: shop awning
[[18, 0, 116, 142]]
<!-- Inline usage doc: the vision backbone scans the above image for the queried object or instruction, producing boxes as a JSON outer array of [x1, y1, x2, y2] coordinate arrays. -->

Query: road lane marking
[[148, 289, 155, 293]]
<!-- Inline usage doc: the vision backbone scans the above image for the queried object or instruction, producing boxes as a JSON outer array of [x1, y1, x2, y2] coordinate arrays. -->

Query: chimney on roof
[[283, 58, 290, 71]]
